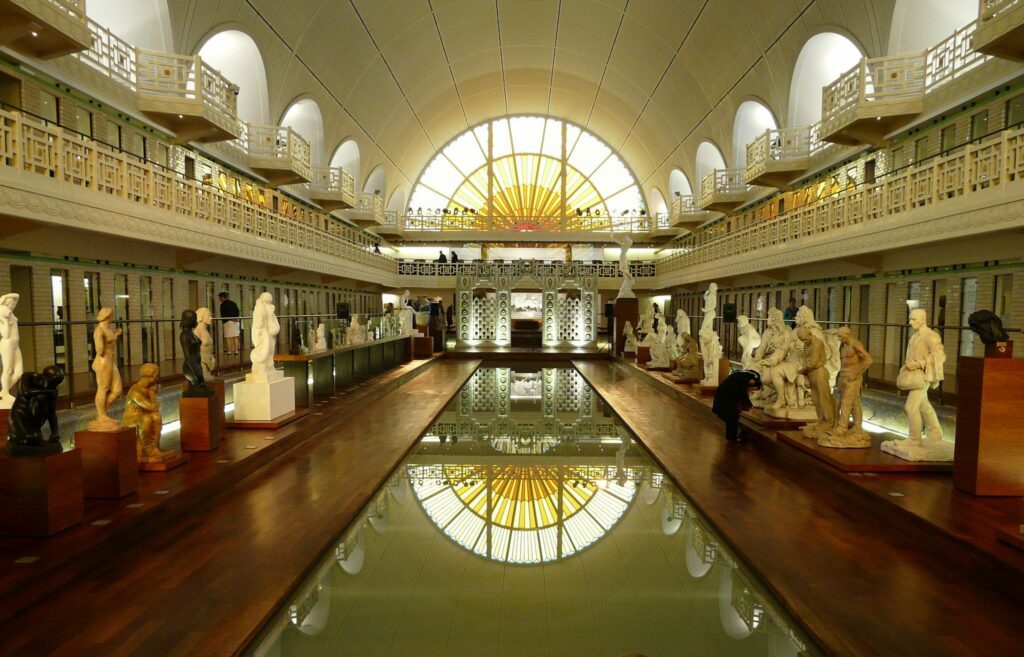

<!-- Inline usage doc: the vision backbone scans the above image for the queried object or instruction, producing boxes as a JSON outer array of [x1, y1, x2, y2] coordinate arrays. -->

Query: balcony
[[307, 165, 355, 211], [371, 210, 404, 237], [699, 169, 753, 212], [245, 123, 312, 186], [135, 48, 240, 144], [669, 195, 711, 231], [820, 53, 926, 146], [974, 0, 1024, 61], [745, 125, 812, 188], [345, 191, 385, 228], [0, 0, 91, 59]]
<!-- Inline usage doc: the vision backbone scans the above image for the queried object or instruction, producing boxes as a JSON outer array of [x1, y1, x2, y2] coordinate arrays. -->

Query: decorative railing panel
[[398, 259, 656, 279]]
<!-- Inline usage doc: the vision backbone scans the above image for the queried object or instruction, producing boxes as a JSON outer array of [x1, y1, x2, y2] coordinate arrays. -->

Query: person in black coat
[[712, 370, 762, 442]]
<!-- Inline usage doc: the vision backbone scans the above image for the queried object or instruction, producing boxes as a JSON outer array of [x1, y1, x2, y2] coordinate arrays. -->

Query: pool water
[[246, 366, 821, 657]]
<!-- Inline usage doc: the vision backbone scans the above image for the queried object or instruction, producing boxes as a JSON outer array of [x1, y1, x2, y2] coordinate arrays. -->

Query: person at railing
[[438, 250, 447, 263], [451, 250, 459, 263], [783, 298, 798, 328], [373, 244, 381, 254], [219, 292, 240, 355]]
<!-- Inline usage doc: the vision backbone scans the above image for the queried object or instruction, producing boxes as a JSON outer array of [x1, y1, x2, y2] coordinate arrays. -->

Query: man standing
[[438, 250, 447, 263], [782, 298, 798, 328], [218, 291, 241, 355]]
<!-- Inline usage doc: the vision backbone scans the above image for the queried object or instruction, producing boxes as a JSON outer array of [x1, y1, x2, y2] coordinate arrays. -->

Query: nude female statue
[[0, 293, 23, 408], [89, 307, 123, 431], [195, 307, 216, 378]]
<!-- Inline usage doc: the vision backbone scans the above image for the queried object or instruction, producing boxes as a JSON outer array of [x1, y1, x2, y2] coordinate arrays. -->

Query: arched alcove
[[331, 140, 361, 187], [788, 33, 863, 126], [387, 188, 407, 212], [889, 0, 977, 54], [364, 166, 386, 196], [648, 188, 668, 216], [732, 100, 778, 167], [87, 0, 173, 50], [669, 168, 693, 199], [196, 30, 270, 124], [280, 98, 324, 166], [695, 141, 727, 188]]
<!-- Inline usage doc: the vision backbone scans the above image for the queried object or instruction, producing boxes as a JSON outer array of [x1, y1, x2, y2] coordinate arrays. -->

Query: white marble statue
[[315, 323, 328, 351], [195, 306, 216, 379], [794, 305, 841, 389], [638, 305, 655, 335], [664, 325, 679, 361], [675, 309, 690, 336], [623, 321, 638, 354], [699, 283, 722, 387], [249, 292, 280, 383], [89, 307, 124, 431], [882, 309, 953, 461], [752, 308, 814, 419], [737, 315, 761, 371], [346, 320, 364, 346], [0, 293, 23, 409], [613, 233, 635, 299], [399, 289, 415, 336], [647, 329, 672, 369]]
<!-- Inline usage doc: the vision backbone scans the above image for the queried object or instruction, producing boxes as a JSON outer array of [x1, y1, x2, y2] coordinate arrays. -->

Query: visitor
[[438, 250, 447, 263], [445, 302, 454, 328], [373, 244, 381, 254], [712, 370, 762, 442], [451, 250, 459, 263], [651, 302, 660, 333], [783, 298, 798, 327], [218, 292, 240, 355]]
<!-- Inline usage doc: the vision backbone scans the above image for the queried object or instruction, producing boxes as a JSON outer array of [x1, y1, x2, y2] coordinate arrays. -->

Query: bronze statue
[[968, 309, 1009, 344], [123, 363, 177, 464], [820, 327, 874, 448], [180, 309, 211, 397], [6, 365, 65, 456]]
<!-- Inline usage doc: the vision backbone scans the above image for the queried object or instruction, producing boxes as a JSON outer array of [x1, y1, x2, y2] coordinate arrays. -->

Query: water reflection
[[246, 367, 820, 657]]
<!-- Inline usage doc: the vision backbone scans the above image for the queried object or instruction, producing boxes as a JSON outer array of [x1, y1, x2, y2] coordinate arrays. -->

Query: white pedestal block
[[233, 374, 295, 422]]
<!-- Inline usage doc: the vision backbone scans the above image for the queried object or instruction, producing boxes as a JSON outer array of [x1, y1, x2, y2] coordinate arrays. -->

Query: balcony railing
[[72, 15, 135, 89], [307, 165, 355, 211], [135, 48, 240, 143], [699, 169, 755, 212], [373, 210, 404, 236], [396, 259, 657, 280], [744, 126, 813, 187], [0, 108, 394, 276], [658, 125, 1024, 277], [345, 191, 385, 228], [975, 0, 1024, 60], [245, 123, 312, 185]]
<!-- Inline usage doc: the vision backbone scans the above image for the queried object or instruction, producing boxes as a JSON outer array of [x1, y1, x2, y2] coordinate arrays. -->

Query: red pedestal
[[180, 394, 221, 452], [0, 409, 9, 438], [636, 346, 651, 366], [954, 355, 1024, 495], [75, 427, 138, 498], [984, 340, 1013, 359], [413, 336, 433, 359], [0, 449, 84, 536]]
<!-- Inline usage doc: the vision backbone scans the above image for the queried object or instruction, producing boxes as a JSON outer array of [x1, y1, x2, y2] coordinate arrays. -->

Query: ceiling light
[[31, 31, 39, 37]]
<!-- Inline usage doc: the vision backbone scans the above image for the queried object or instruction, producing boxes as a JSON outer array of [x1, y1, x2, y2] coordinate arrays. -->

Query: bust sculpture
[[0, 292, 23, 409], [613, 233, 635, 299], [797, 327, 836, 439], [967, 309, 1009, 344], [89, 307, 124, 431], [180, 309, 212, 397], [123, 363, 178, 465], [195, 307, 216, 378], [623, 321, 638, 354], [6, 365, 64, 456], [882, 309, 952, 461], [315, 323, 327, 351], [819, 327, 874, 448], [249, 292, 280, 383], [737, 315, 761, 370]]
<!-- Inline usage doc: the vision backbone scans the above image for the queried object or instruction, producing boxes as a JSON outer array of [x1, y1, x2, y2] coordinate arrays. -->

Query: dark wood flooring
[[574, 360, 1024, 657], [0, 359, 479, 657]]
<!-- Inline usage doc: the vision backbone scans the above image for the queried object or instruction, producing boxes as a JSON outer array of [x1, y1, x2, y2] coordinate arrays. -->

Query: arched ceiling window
[[410, 116, 646, 232]]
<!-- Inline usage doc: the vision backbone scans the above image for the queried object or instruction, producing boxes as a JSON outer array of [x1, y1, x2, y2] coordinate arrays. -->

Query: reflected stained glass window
[[410, 464, 636, 564], [410, 117, 645, 232]]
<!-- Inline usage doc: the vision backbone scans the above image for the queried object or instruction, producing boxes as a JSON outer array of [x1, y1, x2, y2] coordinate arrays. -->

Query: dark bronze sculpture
[[180, 309, 212, 397], [6, 365, 64, 456], [968, 309, 1009, 344]]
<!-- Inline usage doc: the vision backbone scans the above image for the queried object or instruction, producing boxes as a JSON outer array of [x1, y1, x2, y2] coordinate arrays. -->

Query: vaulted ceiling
[[169, 0, 898, 197]]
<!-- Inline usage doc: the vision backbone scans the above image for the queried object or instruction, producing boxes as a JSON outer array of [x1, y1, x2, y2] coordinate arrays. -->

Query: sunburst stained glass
[[409, 116, 646, 232]]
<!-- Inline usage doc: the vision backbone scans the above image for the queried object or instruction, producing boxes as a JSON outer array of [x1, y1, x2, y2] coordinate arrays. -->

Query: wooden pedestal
[[954, 356, 1024, 495], [614, 297, 639, 356], [636, 346, 651, 366], [0, 449, 84, 536], [0, 408, 9, 438], [413, 336, 433, 359], [180, 394, 222, 452], [139, 453, 190, 472], [74, 427, 138, 498]]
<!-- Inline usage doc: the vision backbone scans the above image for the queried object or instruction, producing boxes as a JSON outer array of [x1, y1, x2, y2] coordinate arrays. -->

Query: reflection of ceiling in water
[[410, 463, 638, 564]]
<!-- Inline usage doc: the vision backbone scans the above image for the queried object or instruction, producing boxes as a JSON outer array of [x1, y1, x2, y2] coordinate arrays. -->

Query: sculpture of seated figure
[[795, 305, 841, 389], [123, 363, 178, 465], [797, 327, 836, 439], [753, 308, 814, 419], [622, 321, 638, 354], [882, 309, 953, 461], [675, 332, 701, 380], [346, 321, 363, 346], [819, 327, 873, 448], [5, 365, 64, 456], [664, 325, 679, 361], [737, 315, 761, 370], [647, 331, 672, 369], [314, 323, 328, 352]]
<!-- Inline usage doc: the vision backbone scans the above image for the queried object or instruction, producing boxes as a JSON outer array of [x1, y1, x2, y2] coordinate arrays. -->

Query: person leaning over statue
[[219, 292, 241, 355], [712, 370, 762, 443]]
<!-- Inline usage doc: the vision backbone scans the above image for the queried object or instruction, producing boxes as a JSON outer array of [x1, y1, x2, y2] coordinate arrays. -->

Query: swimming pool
[[245, 365, 821, 657]]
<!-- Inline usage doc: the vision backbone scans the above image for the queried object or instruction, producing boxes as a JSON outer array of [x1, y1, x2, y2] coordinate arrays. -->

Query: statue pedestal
[[614, 297, 639, 356], [181, 378, 225, 451], [880, 438, 954, 462], [74, 427, 138, 498], [636, 346, 651, 366], [954, 355, 1024, 495], [413, 336, 433, 359], [0, 408, 9, 438], [0, 449, 84, 536], [139, 452, 190, 472], [232, 371, 296, 424]]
